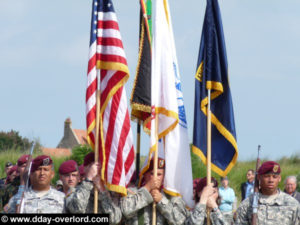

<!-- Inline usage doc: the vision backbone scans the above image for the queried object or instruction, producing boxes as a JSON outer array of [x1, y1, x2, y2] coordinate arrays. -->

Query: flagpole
[[207, 89, 212, 224], [136, 121, 141, 182], [94, 78, 101, 214], [207, 89, 211, 183], [152, 114, 158, 225]]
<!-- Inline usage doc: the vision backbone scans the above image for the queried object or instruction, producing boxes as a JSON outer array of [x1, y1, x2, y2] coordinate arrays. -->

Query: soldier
[[236, 161, 300, 225], [0, 162, 13, 187], [65, 152, 122, 224], [5, 155, 65, 213], [58, 160, 80, 195], [5, 165, 18, 184], [121, 157, 188, 225], [0, 155, 29, 211], [185, 177, 228, 225]]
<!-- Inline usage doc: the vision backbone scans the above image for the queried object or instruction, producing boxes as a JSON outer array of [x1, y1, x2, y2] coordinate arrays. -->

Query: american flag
[[86, 0, 135, 195]]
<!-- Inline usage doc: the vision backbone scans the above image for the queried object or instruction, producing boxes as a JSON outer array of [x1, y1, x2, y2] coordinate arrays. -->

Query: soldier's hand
[[144, 176, 156, 192], [199, 183, 215, 204], [93, 175, 106, 192], [85, 162, 100, 180], [144, 176, 162, 192], [153, 177, 162, 189], [207, 191, 218, 210], [151, 189, 163, 203]]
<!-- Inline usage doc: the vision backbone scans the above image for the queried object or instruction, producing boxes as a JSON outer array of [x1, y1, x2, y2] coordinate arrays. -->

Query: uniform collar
[[259, 189, 283, 205]]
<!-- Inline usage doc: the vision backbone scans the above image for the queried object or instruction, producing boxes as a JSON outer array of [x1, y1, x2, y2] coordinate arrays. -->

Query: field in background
[[0, 149, 299, 203], [191, 152, 300, 203]]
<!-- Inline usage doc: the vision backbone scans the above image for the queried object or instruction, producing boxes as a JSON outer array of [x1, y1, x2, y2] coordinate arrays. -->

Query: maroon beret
[[17, 155, 30, 166], [8, 165, 18, 176], [147, 157, 165, 172], [196, 177, 218, 193], [59, 160, 78, 175], [83, 152, 95, 166], [129, 171, 137, 184], [78, 164, 85, 176], [258, 161, 281, 175], [193, 178, 200, 190], [31, 155, 53, 173]]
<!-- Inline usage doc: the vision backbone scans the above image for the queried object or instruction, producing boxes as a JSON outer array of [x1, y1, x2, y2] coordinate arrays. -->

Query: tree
[[0, 130, 33, 152]]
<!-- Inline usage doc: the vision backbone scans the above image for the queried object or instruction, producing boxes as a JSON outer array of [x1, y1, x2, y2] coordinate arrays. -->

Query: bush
[[70, 145, 93, 165]]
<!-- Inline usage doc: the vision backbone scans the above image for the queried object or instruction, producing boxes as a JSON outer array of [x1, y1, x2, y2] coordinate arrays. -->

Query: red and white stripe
[[86, 3, 135, 195]]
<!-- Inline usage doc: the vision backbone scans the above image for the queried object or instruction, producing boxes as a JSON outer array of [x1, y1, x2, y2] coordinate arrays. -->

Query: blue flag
[[192, 0, 238, 176]]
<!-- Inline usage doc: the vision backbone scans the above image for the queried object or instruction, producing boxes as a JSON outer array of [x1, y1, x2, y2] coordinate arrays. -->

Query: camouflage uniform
[[0, 189, 4, 212], [66, 180, 122, 224], [6, 187, 65, 213], [120, 187, 188, 225], [0, 176, 20, 211], [0, 178, 6, 189], [184, 203, 228, 225], [236, 190, 300, 225]]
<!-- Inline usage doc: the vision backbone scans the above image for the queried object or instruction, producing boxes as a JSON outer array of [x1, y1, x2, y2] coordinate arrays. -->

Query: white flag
[[141, 0, 194, 208]]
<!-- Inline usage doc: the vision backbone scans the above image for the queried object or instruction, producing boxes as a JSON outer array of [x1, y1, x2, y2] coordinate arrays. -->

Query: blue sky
[[1, 0, 300, 161]]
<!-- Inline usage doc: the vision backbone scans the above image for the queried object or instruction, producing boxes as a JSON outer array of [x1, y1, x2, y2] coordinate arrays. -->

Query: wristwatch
[[85, 178, 93, 183]]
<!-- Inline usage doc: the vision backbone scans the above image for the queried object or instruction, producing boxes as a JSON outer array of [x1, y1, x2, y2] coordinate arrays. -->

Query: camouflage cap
[[59, 160, 78, 175], [258, 161, 281, 175], [17, 154, 30, 166], [31, 155, 53, 172]]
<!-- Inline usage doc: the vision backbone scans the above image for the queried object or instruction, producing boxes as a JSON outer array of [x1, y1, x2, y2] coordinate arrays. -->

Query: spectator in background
[[284, 175, 300, 203], [240, 169, 255, 201], [218, 176, 235, 224]]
